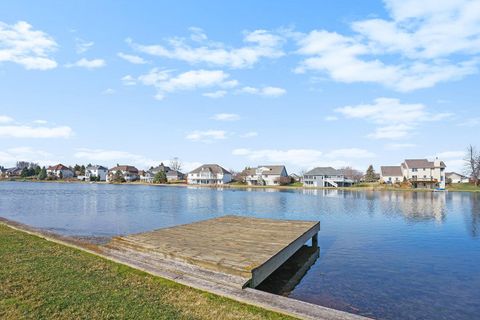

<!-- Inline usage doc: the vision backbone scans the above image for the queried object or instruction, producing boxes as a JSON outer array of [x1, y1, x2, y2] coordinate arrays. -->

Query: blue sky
[[0, 0, 479, 173]]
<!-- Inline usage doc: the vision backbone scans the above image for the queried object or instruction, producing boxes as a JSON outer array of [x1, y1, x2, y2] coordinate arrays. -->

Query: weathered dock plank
[[104, 215, 320, 288]]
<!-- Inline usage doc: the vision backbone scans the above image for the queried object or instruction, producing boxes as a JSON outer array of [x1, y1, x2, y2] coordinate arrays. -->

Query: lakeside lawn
[[0, 224, 294, 320], [446, 183, 480, 192]]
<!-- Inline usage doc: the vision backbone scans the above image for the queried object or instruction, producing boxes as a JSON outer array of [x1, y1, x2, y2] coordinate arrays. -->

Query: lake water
[[0, 181, 479, 319]]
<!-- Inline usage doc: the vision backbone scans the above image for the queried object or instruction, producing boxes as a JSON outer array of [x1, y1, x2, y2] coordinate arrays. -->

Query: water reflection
[[1, 182, 479, 320]]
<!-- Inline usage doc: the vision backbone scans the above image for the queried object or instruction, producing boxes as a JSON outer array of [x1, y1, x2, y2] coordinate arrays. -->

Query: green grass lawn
[[0, 224, 295, 320], [447, 183, 480, 192]]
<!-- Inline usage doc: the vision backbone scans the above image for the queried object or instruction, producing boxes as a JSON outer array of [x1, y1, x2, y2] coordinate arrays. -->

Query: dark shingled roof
[[109, 165, 139, 173], [304, 167, 342, 176], [257, 165, 287, 175], [403, 159, 446, 169], [381, 166, 403, 176], [189, 164, 231, 175], [47, 164, 71, 171]]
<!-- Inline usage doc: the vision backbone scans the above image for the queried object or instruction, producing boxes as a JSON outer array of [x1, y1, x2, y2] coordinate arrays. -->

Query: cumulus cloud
[[238, 86, 286, 97], [0, 115, 14, 123], [0, 20, 57, 70], [117, 52, 147, 64], [335, 98, 451, 139], [127, 28, 285, 69], [185, 130, 227, 143], [75, 38, 94, 54], [294, 0, 480, 91], [66, 58, 106, 69], [211, 113, 240, 121], [232, 147, 370, 169], [0, 147, 54, 167], [132, 68, 238, 100], [202, 90, 227, 98]]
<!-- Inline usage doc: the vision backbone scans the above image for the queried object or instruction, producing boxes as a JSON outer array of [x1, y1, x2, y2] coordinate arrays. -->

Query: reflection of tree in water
[[467, 193, 480, 238]]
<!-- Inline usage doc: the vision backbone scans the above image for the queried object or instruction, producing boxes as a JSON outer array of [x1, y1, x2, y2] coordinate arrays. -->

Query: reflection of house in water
[[302, 188, 341, 197], [379, 192, 447, 222], [465, 193, 480, 238]]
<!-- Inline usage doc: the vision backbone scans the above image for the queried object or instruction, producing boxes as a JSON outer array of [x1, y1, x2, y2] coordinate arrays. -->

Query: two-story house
[[400, 158, 446, 189], [187, 164, 232, 185], [107, 165, 139, 182], [303, 167, 353, 187], [244, 165, 288, 186], [47, 164, 74, 179], [380, 166, 404, 184], [85, 165, 108, 181]]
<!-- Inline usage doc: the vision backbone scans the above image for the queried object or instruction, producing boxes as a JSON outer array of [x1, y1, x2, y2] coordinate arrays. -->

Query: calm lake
[[1, 181, 479, 319]]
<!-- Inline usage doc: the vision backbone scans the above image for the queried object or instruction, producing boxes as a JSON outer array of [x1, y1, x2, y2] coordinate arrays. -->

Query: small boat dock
[[104, 215, 320, 289]]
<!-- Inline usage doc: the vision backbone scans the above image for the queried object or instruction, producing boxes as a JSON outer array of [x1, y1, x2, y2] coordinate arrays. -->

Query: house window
[[412, 168, 418, 172]]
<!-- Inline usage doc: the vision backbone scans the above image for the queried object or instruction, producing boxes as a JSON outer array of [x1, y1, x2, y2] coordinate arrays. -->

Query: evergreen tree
[[20, 167, 29, 178], [365, 165, 377, 182], [153, 171, 167, 184], [38, 167, 47, 180]]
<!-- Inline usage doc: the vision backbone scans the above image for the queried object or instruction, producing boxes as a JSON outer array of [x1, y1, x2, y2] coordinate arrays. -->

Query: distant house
[[107, 165, 139, 182], [187, 164, 232, 185], [289, 173, 301, 182], [380, 166, 403, 184], [244, 165, 289, 186], [166, 170, 185, 182], [139, 170, 155, 183], [446, 172, 469, 184], [401, 158, 446, 189], [303, 167, 353, 187], [47, 164, 74, 179], [85, 165, 108, 181], [4, 167, 23, 178]]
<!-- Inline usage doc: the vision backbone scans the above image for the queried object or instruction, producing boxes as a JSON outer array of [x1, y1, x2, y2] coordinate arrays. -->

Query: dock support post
[[312, 233, 318, 248]]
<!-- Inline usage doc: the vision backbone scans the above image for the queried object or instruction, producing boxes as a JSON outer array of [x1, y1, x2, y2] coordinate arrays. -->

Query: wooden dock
[[104, 215, 320, 288]]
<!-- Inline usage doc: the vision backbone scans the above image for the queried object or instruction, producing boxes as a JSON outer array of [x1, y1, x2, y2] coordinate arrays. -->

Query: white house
[[139, 170, 155, 183], [380, 166, 404, 184], [401, 158, 446, 189], [244, 165, 288, 186], [303, 167, 353, 187], [166, 170, 185, 182], [446, 172, 469, 184], [187, 164, 232, 185], [47, 164, 74, 179], [107, 165, 139, 182], [85, 165, 108, 181]]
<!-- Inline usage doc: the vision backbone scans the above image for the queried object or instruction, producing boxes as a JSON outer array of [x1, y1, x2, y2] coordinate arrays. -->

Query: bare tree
[[169, 157, 183, 172], [465, 145, 480, 186], [340, 166, 363, 182]]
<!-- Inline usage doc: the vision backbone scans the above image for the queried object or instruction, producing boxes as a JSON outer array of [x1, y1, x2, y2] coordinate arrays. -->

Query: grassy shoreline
[[2, 178, 480, 192], [0, 223, 294, 320]]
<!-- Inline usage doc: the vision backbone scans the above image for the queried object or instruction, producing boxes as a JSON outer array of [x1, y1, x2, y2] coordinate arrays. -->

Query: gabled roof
[[109, 165, 138, 173], [381, 166, 403, 177], [304, 167, 342, 176], [47, 164, 71, 171], [86, 165, 108, 171], [446, 172, 467, 178], [151, 163, 172, 173], [166, 170, 184, 176], [403, 159, 446, 169], [257, 165, 287, 175], [189, 164, 231, 175]]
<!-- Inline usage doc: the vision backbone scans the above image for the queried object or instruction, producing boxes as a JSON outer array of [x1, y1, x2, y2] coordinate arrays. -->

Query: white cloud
[[74, 148, 158, 168], [0, 115, 13, 123], [127, 29, 284, 69], [240, 131, 258, 138], [102, 88, 115, 95], [335, 98, 451, 139], [294, 0, 480, 91], [211, 113, 240, 121], [325, 148, 375, 159], [75, 38, 94, 54], [32, 119, 48, 124], [117, 52, 147, 64], [203, 90, 227, 98], [66, 58, 106, 69], [135, 68, 238, 100], [185, 130, 227, 143], [0, 21, 57, 70], [0, 125, 73, 138], [121, 75, 136, 86], [432, 150, 467, 172], [0, 147, 54, 167], [238, 86, 286, 97], [458, 117, 480, 127]]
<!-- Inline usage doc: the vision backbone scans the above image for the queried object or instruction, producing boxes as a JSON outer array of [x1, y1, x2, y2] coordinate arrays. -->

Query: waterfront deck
[[104, 215, 320, 288]]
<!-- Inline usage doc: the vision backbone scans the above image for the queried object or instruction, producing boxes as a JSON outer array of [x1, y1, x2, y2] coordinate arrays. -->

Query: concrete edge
[[0, 218, 372, 320]]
